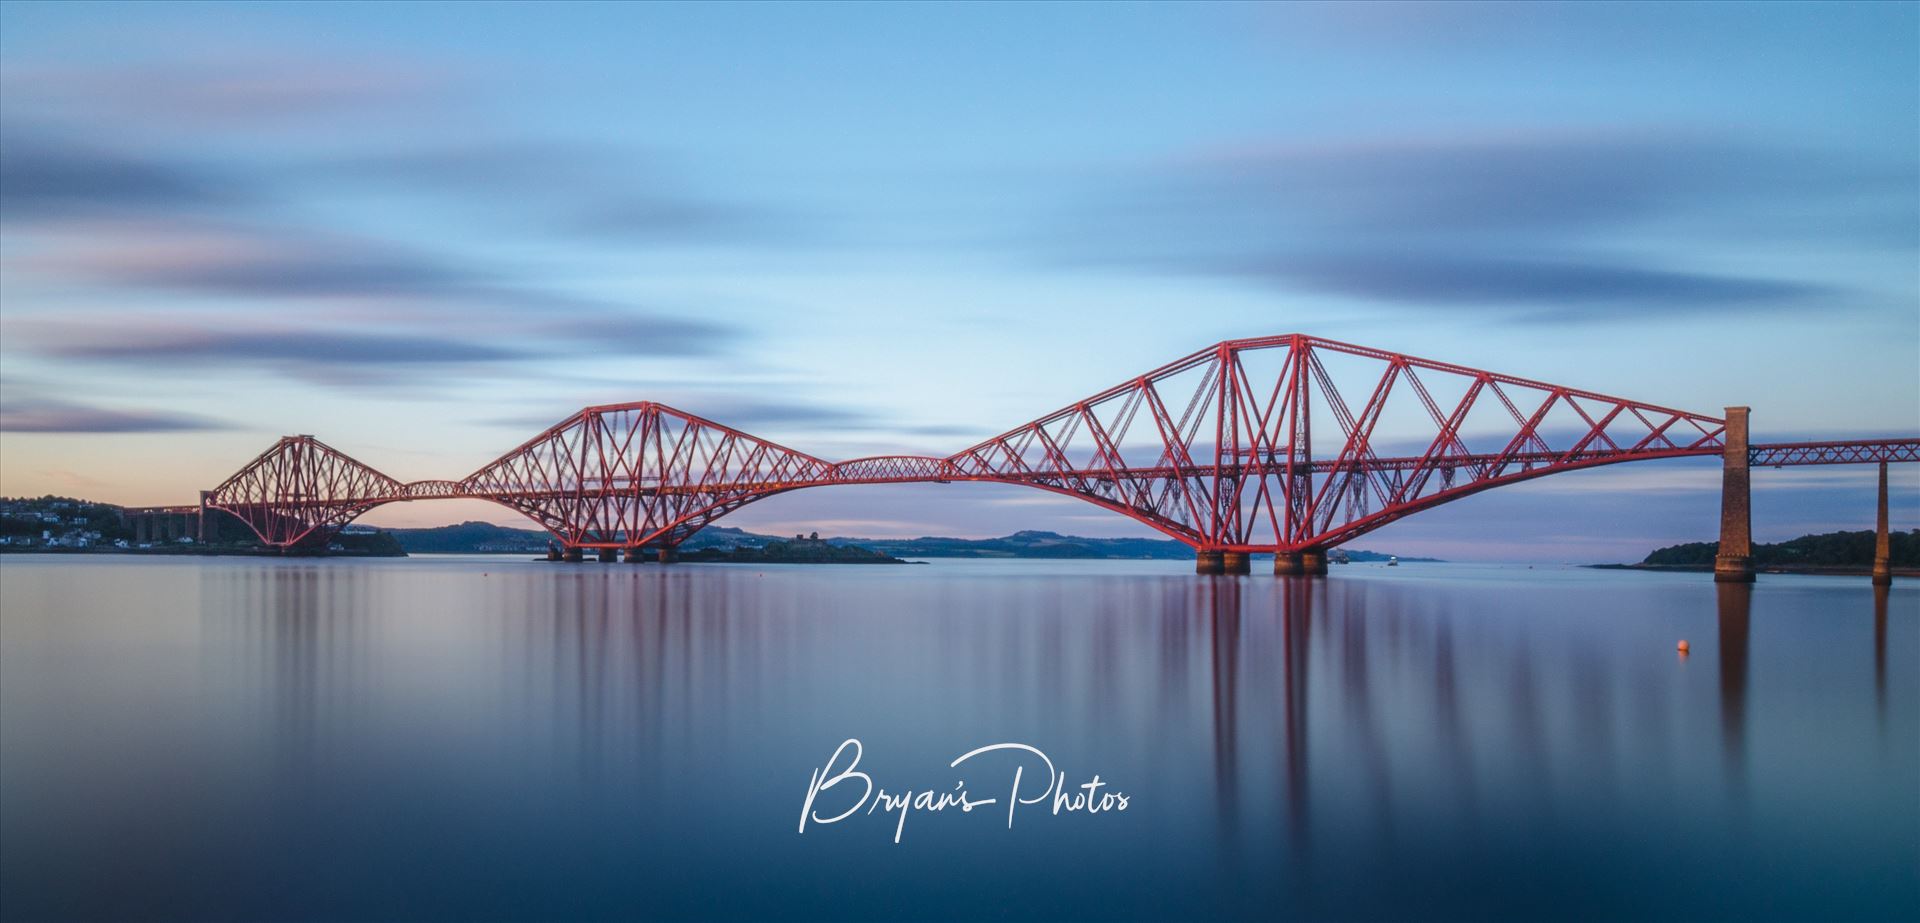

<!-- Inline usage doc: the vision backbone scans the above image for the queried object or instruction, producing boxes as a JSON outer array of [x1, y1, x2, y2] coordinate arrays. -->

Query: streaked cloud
[[15, 219, 487, 300], [13, 313, 730, 386], [1, 55, 452, 129], [0, 395, 233, 434], [1172, 130, 1915, 243], [1237, 253, 1824, 317], [3, 211, 737, 387], [1047, 128, 1914, 321], [32, 326, 524, 366], [0, 129, 239, 220], [0, 48, 801, 396]]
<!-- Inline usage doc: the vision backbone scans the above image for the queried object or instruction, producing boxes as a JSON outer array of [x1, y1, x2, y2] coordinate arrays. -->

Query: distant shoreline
[[0, 546, 403, 558], [1588, 562, 1917, 578], [380, 521, 1440, 562], [1595, 528, 1916, 578]]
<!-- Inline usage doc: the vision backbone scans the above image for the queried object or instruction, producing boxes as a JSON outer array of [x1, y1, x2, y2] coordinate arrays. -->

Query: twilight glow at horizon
[[1, 1, 1915, 560]]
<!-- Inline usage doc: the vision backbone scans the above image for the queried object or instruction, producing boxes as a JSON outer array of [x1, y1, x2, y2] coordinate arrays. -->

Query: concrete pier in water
[[1874, 461, 1893, 586], [1273, 550, 1328, 576], [1714, 406, 1755, 583]]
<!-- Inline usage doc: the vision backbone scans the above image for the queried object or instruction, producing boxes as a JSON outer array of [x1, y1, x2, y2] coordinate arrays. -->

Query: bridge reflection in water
[[6, 559, 1903, 919]]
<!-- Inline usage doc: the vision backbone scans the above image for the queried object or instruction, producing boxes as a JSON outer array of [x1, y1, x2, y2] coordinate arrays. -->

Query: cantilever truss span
[[199, 334, 1919, 552]]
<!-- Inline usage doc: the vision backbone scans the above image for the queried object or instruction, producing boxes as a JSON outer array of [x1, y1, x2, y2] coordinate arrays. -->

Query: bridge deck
[[210, 440, 1917, 509], [181, 334, 1920, 551]]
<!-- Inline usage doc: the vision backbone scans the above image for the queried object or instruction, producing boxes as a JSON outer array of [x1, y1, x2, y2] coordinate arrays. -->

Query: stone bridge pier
[[1716, 409, 1898, 584], [1715, 406, 1755, 583], [126, 507, 201, 545], [1272, 550, 1329, 576], [1873, 461, 1892, 586]]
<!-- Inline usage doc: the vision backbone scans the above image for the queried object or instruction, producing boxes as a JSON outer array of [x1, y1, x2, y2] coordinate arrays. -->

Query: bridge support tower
[[1195, 550, 1225, 574], [1221, 551, 1251, 574], [1715, 406, 1755, 583], [1273, 549, 1329, 576], [1874, 461, 1893, 586], [624, 547, 647, 563], [597, 547, 618, 563], [562, 546, 584, 563]]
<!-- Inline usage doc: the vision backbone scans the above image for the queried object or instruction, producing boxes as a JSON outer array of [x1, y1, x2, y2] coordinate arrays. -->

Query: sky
[[1, 0, 1915, 561]]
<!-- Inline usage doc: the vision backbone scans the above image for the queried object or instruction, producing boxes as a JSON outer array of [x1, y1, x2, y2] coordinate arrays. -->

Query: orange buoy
[[1676, 640, 1690, 654]]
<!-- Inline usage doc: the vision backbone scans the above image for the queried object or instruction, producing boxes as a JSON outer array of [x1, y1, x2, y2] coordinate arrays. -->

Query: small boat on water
[[1387, 555, 1398, 567]]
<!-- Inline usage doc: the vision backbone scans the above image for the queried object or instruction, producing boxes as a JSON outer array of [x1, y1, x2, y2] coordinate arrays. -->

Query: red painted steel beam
[[1748, 439, 1920, 467], [185, 336, 1920, 552]]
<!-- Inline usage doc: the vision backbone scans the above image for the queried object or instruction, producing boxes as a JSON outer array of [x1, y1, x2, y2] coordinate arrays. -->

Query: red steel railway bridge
[[131, 335, 1917, 582]]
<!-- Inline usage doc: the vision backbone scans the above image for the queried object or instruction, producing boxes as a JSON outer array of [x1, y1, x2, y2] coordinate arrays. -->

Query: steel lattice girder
[[1747, 439, 1920, 467], [197, 335, 1918, 551]]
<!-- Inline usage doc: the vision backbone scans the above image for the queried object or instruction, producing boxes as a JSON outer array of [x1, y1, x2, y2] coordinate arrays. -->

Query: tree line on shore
[[1642, 529, 1918, 568]]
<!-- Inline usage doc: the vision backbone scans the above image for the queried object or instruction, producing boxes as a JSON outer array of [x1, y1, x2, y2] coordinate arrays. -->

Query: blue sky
[[1, 1, 1915, 560]]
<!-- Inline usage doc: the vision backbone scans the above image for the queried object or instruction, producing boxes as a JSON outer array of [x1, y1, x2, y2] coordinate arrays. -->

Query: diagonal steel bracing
[[198, 335, 1918, 552]]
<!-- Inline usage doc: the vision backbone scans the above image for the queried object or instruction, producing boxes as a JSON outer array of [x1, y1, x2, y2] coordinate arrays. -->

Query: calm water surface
[[1, 555, 1915, 921]]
